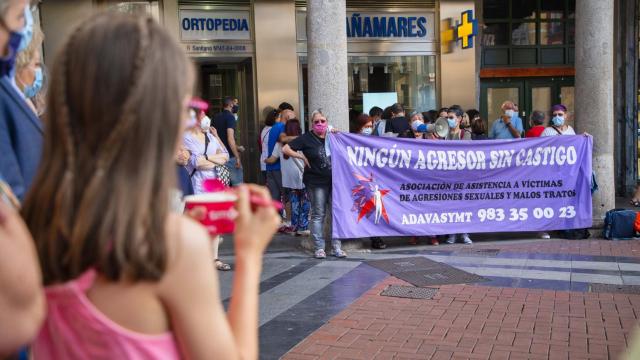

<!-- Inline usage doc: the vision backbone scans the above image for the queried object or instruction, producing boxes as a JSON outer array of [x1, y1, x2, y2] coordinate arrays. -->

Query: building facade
[[38, 1, 636, 213]]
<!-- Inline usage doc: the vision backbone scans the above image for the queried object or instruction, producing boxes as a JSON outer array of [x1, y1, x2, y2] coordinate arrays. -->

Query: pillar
[[574, 0, 614, 224], [306, 0, 349, 131], [254, 0, 300, 119]]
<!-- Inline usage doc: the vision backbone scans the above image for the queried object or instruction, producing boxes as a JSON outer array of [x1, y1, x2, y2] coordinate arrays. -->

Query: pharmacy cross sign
[[456, 10, 478, 49]]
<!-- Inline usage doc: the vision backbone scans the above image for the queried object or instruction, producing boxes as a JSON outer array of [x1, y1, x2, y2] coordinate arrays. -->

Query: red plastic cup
[[184, 192, 238, 235]]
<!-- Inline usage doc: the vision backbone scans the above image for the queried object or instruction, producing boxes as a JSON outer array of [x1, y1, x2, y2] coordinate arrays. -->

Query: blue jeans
[[307, 185, 341, 251], [285, 188, 310, 231], [226, 157, 244, 186]]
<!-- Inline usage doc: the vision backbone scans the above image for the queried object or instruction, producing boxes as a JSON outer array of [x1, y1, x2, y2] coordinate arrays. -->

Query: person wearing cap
[[488, 100, 523, 139], [541, 104, 575, 137], [525, 110, 547, 138]]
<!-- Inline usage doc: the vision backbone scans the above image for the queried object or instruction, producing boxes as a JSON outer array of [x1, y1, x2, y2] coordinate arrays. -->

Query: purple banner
[[330, 133, 593, 239]]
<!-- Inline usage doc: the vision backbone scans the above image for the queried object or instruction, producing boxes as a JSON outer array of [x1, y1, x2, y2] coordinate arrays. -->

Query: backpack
[[603, 209, 638, 240]]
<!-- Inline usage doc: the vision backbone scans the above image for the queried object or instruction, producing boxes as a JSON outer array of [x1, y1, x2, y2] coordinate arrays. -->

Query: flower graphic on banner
[[351, 172, 390, 224]]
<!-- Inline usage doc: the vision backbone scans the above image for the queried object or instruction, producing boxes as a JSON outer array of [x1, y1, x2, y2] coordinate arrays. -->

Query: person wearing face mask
[[0, 1, 43, 201], [445, 106, 472, 141], [14, 21, 41, 115], [0, 1, 45, 355], [443, 107, 473, 245], [488, 100, 523, 139], [283, 110, 346, 259], [213, 96, 243, 186], [541, 104, 575, 137], [350, 114, 387, 249], [184, 102, 231, 271]]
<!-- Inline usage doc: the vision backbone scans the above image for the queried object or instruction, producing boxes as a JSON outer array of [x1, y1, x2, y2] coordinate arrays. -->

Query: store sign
[[296, 11, 436, 42], [441, 10, 478, 52], [180, 10, 251, 41]]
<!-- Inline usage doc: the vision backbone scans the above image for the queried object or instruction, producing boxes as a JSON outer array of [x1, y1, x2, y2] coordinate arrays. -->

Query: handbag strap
[[191, 133, 211, 178], [552, 126, 562, 135]]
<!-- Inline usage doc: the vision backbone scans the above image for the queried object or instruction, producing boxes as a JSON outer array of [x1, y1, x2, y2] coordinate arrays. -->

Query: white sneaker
[[446, 235, 456, 244], [462, 234, 473, 244], [331, 249, 347, 258], [314, 249, 326, 259], [540, 232, 551, 239], [296, 230, 311, 236]]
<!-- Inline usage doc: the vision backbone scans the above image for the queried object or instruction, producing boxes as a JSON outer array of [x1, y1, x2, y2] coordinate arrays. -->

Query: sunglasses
[[447, 116, 456, 120]]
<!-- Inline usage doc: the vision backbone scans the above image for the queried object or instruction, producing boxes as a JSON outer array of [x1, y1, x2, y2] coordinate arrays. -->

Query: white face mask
[[411, 120, 424, 131], [187, 110, 197, 128], [200, 116, 211, 131], [505, 109, 515, 117]]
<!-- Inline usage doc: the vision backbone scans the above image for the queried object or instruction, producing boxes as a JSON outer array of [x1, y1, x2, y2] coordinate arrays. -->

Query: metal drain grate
[[366, 257, 488, 287], [590, 283, 640, 295], [381, 285, 438, 299]]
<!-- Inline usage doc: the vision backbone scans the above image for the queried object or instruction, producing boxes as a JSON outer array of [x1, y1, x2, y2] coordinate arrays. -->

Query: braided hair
[[23, 13, 193, 284]]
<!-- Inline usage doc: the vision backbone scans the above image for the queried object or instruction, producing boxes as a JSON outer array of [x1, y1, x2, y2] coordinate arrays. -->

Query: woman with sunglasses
[[283, 110, 346, 259], [541, 104, 575, 137]]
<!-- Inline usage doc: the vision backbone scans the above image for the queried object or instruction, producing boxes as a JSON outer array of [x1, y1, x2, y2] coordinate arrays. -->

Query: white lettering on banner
[[345, 145, 578, 170], [180, 10, 251, 41], [401, 211, 473, 225]]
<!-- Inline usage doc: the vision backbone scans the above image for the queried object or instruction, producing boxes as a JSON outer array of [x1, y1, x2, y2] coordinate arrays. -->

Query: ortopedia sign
[[296, 11, 436, 42], [180, 10, 251, 41]]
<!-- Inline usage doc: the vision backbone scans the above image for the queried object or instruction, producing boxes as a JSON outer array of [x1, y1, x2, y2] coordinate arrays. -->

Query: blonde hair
[[309, 109, 325, 123], [15, 22, 44, 71]]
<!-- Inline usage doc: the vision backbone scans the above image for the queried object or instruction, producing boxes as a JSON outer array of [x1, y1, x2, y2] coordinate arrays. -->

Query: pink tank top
[[33, 270, 181, 360]]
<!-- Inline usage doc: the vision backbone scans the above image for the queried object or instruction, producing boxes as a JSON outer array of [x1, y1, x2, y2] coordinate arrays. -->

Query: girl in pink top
[[22, 13, 280, 360]]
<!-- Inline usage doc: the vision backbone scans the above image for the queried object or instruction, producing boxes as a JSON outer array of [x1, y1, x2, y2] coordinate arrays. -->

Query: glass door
[[199, 58, 257, 183]]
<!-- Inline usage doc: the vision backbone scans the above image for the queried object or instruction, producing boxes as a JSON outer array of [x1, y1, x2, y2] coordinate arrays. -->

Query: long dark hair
[[23, 13, 192, 284], [283, 118, 301, 159]]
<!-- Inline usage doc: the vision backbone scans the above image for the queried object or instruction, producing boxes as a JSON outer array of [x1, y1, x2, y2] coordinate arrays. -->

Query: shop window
[[299, 55, 437, 122], [481, 0, 575, 67]]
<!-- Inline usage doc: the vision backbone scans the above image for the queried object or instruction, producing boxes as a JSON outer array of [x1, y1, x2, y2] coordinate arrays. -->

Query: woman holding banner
[[283, 110, 346, 259], [445, 107, 473, 245], [351, 114, 387, 249], [541, 104, 575, 137]]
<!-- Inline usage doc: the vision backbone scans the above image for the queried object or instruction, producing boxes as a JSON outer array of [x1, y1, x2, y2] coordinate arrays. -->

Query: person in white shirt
[[265, 118, 309, 236], [259, 109, 278, 182], [541, 104, 575, 137]]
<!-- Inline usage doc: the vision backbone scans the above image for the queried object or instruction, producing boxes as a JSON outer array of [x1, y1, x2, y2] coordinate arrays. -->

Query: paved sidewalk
[[216, 238, 640, 359], [283, 277, 639, 359]]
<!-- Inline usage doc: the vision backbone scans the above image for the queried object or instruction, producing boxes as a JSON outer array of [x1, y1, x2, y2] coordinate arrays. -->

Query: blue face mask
[[23, 67, 42, 98], [447, 118, 457, 128], [361, 127, 373, 136], [18, 5, 33, 53], [552, 116, 565, 127]]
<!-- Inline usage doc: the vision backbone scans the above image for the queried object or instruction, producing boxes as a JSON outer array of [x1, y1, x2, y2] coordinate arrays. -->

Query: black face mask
[[232, 105, 239, 114]]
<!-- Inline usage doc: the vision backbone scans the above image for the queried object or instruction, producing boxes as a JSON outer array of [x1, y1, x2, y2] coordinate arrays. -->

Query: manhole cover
[[590, 283, 640, 295], [455, 248, 500, 256], [366, 256, 488, 287], [381, 285, 438, 299]]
